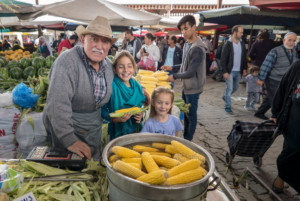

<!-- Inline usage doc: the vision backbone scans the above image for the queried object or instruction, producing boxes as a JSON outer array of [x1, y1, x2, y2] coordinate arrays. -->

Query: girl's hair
[[249, 65, 260, 74], [150, 86, 175, 118], [112, 50, 137, 73], [145, 33, 156, 41]]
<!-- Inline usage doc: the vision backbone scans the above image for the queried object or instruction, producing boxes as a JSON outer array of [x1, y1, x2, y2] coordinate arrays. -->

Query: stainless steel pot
[[102, 133, 216, 201]]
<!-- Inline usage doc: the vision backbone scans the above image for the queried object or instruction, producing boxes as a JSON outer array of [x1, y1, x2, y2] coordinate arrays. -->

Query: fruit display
[[1, 49, 32, 62], [110, 140, 208, 186]]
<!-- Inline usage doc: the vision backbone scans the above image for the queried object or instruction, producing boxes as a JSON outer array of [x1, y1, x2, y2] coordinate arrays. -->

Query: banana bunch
[[135, 70, 171, 97]]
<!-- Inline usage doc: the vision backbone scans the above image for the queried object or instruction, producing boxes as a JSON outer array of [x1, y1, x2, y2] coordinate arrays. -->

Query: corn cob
[[136, 170, 168, 185], [109, 105, 149, 118], [113, 160, 146, 179], [133, 145, 159, 152], [148, 152, 171, 158], [165, 145, 178, 155], [165, 167, 207, 185], [173, 153, 189, 163], [156, 76, 168, 81], [153, 71, 169, 76], [122, 158, 142, 167], [152, 142, 169, 149], [112, 146, 140, 158], [171, 141, 206, 163], [141, 152, 160, 173], [152, 155, 181, 168], [138, 70, 154, 75], [167, 159, 200, 177], [126, 162, 142, 170], [140, 76, 158, 82], [109, 154, 120, 163]]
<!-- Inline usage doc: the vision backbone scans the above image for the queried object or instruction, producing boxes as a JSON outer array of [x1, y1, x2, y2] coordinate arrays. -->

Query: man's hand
[[242, 69, 247, 76], [112, 113, 132, 123], [223, 73, 229, 80], [270, 117, 277, 124], [142, 88, 150, 105], [167, 75, 175, 82], [257, 79, 264, 86], [161, 65, 172, 71], [134, 113, 143, 123], [68, 140, 92, 160]]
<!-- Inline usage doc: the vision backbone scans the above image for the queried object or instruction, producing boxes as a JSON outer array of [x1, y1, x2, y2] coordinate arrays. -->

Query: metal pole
[[140, 25, 142, 38], [213, 0, 223, 50], [35, 0, 43, 37], [248, 22, 254, 52]]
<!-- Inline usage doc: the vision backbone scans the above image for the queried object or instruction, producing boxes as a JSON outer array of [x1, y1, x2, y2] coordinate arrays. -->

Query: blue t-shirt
[[164, 46, 175, 66], [141, 115, 183, 136]]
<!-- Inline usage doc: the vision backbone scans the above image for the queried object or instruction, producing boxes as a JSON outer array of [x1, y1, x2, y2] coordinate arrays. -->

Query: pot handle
[[98, 155, 107, 168], [207, 176, 221, 192]]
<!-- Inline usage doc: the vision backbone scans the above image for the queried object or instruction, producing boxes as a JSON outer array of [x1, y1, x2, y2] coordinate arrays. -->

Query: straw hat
[[81, 16, 118, 43], [75, 25, 85, 37]]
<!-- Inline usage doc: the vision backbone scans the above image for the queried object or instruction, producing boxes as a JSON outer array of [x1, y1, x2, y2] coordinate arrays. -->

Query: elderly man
[[254, 32, 298, 120], [43, 16, 117, 160]]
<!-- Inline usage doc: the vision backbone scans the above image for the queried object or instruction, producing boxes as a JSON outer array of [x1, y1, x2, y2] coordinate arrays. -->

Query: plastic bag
[[137, 56, 156, 72], [209, 61, 218, 72], [12, 82, 40, 108], [16, 112, 47, 158], [0, 92, 13, 108], [0, 165, 23, 193]]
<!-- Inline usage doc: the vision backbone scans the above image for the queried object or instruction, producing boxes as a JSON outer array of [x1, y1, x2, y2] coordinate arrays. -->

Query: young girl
[[141, 86, 183, 136], [102, 50, 146, 140]]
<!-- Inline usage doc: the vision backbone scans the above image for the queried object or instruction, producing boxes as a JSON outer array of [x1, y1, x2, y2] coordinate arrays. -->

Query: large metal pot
[[102, 133, 216, 201]]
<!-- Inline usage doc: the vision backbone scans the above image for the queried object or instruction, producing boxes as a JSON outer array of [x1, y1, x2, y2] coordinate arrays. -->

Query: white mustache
[[92, 48, 104, 54]]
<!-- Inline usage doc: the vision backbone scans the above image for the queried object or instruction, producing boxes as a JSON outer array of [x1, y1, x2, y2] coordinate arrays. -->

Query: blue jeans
[[224, 71, 241, 108], [182, 91, 201, 141]]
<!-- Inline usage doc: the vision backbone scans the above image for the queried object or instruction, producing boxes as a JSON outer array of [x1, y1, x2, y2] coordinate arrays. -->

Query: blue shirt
[[141, 115, 183, 136], [164, 46, 175, 66]]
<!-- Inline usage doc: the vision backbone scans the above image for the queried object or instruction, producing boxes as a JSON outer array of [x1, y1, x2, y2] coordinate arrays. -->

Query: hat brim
[[81, 29, 118, 43]]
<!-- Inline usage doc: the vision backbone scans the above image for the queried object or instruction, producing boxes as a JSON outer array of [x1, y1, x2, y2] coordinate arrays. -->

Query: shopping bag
[[210, 61, 218, 72]]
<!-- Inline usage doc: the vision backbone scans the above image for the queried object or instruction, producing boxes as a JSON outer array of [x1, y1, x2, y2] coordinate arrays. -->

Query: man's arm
[[258, 49, 277, 82], [173, 47, 204, 79], [220, 42, 229, 74]]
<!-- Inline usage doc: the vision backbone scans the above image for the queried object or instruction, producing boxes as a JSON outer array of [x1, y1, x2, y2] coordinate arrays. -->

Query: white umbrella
[[20, 0, 161, 26]]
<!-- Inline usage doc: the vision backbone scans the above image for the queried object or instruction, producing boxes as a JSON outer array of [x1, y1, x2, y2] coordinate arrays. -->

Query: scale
[[26, 146, 87, 170]]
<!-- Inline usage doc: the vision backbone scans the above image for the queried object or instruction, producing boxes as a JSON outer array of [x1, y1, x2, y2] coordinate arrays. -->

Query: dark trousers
[[277, 139, 300, 193], [255, 78, 280, 116], [206, 53, 212, 75], [182, 91, 201, 141], [212, 59, 223, 81]]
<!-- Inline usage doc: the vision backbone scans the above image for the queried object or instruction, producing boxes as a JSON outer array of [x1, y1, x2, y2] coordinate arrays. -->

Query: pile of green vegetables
[[174, 98, 191, 114]]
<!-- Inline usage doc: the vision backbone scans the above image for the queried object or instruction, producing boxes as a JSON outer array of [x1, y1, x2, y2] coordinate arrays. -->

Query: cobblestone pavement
[[173, 77, 300, 201]]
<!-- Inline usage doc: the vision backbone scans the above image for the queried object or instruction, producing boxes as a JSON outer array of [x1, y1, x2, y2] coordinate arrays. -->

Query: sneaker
[[254, 113, 268, 120], [225, 107, 233, 114], [244, 106, 250, 111]]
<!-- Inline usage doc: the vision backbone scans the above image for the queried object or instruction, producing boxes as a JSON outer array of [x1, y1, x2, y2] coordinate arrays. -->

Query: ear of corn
[[173, 153, 189, 163], [151, 142, 169, 149], [141, 152, 160, 173], [153, 71, 169, 76], [138, 70, 154, 75], [136, 170, 168, 185], [113, 160, 146, 179], [112, 146, 141, 158], [171, 141, 206, 163], [156, 76, 168, 81], [133, 145, 159, 152], [109, 105, 149, 118], [167, 159, 201, 177], [148, 152, 171, 158], [109, 154, 120, 163], [126, 162, 142, 170], [165, 167, 207, 185], [152, 155, 181, 168], [165, 145, 178, 155], [122, 158, 142, 167], [140, 75, 158, 82]]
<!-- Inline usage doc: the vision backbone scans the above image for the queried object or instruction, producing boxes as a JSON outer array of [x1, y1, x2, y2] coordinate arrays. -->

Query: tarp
[[197, 6, 300, 30], [0, 0, 41, 17], [19, 0, 161, 26], [250, 0, 300, 10]]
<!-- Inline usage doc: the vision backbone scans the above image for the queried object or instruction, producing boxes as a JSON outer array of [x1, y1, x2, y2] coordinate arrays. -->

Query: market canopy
[[196, 6, 300, 30], [250, 0, 300, 10], [0, 0, 41, 17], [19, 0, 161, 26]]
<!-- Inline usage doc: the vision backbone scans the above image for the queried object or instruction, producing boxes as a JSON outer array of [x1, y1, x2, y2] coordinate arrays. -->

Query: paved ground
[[173, 77, 300, 201]]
